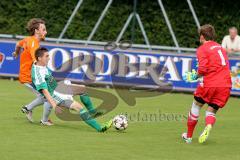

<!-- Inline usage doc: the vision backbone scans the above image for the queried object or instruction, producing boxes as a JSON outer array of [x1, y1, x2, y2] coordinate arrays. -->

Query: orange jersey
[[18, 36, 40, 83]]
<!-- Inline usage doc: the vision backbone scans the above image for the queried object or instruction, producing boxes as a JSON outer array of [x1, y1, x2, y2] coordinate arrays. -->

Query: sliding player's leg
[[56, 81, 103, 117], [80, 93, 104, 117], [69, 101, 112, 132]]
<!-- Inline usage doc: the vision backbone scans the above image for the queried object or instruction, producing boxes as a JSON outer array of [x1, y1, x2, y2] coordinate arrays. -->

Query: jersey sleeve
[[16, 38, 26, 48], [17, 39, 26, 48], [197, 48, 208, 76]]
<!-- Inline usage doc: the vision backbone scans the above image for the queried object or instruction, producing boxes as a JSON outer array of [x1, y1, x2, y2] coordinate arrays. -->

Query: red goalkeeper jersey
[[197, 41, 232, 87]]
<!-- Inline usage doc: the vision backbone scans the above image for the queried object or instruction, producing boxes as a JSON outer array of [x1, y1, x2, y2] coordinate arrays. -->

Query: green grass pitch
[[0, 79, 239, 160]]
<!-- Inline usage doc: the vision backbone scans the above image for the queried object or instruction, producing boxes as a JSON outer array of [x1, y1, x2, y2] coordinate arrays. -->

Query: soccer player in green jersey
[[31, 47, 112, 132]]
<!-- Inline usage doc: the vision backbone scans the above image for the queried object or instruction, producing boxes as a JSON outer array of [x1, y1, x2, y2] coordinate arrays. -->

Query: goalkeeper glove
[[183, 69, 198, 83]]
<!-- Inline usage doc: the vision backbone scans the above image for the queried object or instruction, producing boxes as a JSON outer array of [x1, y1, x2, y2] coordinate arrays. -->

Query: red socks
[[186, 106, 216, 139], [205, 111, 216, 126], [187, 112, 198, 138]]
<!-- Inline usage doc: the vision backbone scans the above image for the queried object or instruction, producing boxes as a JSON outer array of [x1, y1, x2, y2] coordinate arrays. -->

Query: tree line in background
[[0, 0, 240, 48]]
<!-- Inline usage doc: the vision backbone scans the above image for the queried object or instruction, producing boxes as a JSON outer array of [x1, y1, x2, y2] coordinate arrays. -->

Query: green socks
[[79, 109, 102, 132], [80, 94, 96, 114]]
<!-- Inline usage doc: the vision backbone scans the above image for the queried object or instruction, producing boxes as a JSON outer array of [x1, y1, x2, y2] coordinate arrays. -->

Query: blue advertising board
[[0, 40, 240, 95]]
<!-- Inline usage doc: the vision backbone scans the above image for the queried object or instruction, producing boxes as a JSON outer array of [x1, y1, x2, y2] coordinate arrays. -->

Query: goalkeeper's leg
[[182, 97, 204, 143], [199, 106, 217, 143]]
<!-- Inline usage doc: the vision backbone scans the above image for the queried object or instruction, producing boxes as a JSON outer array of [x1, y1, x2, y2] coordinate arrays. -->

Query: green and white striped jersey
[[31, 64, 57, 96]]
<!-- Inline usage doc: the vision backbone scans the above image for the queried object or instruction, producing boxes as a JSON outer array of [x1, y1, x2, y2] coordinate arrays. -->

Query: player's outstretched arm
[[42, 89, 63, 114], [42, 89, 57, 109], [12, 39, 25, 59], [12, 45, 22, 59]]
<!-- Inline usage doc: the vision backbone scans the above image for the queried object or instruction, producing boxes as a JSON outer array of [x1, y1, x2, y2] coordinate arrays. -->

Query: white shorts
[[53, 91, 74, 108], [24, 82, 74, 108]]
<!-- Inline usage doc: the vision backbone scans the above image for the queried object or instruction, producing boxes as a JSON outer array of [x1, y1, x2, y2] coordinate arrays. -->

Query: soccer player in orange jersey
[[13, 18, 51, 124]]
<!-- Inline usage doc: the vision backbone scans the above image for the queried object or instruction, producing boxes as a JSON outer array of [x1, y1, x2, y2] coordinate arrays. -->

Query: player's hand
[[51, 103, 62, 114], [183, 69, 198, 83], [12, 51, 18, 59], [227, 48, 233, 53], [55, 106, 63, 114]]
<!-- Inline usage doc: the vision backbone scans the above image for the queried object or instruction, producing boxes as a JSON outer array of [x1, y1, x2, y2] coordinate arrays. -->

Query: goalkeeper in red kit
[[182, 24, 232, 144]]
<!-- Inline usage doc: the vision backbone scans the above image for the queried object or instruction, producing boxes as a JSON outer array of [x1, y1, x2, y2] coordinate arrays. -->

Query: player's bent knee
[[44, 102, 52, 110], [70, 101, 83, 111], [70, 84, 86, 95], [193, 96, 205, 107], [208, 103, 219, 113], [59, 99, 74, 109]]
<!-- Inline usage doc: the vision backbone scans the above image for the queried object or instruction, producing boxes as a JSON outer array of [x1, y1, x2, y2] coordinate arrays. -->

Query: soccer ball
[[113, 115, 128, 131]]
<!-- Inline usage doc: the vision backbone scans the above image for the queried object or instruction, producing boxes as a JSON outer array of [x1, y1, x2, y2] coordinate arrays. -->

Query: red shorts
[[194, 85, 231, 108]]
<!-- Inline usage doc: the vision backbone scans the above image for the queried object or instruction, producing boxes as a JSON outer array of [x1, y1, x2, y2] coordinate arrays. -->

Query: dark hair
[[199, 24, 216, 41], [26, 18, 45, 36], [35, 47, 48, 61]]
